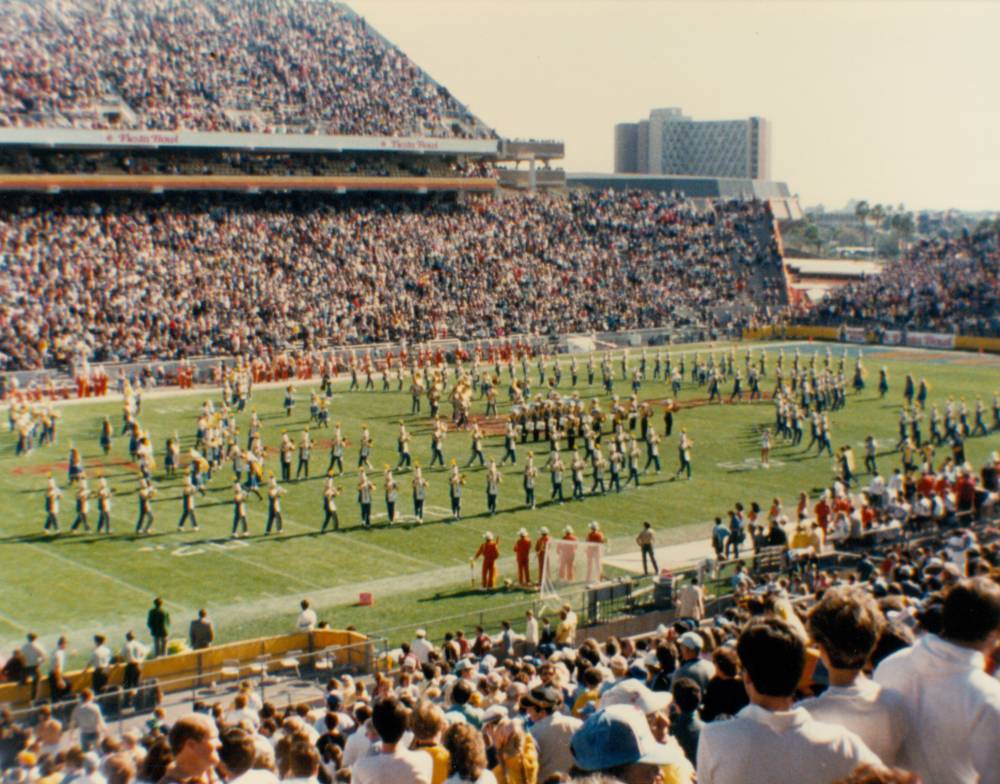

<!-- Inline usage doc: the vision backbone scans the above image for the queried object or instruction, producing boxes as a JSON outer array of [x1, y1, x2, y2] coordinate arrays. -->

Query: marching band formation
[[17, 343, 1000, 543]]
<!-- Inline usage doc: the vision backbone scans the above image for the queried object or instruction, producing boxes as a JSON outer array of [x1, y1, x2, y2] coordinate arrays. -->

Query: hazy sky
[[350, 0, 1000, 212]]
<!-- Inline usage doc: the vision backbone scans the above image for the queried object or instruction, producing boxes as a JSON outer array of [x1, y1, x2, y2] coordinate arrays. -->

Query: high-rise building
[[614, 108, 770, 179]]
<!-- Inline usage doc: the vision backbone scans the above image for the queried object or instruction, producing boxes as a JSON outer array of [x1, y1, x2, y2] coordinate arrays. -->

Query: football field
[[2, 341, 999, 657]]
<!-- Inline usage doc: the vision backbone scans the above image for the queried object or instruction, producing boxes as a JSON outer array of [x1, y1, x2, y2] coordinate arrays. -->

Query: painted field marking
[[715, 457, 786, 472], [14, 540, 188, 612]]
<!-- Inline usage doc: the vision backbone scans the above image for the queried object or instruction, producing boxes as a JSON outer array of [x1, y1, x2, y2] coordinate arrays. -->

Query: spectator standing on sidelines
[[146, 598, 170, 657], [636, 521, 659, 576], [19, 633, 45, 702], [121, 631, 147, 709], [189, 609, 215, 650], [296, 600, 317, 632]]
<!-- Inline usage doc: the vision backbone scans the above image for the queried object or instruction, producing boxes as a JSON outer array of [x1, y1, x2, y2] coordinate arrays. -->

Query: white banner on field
[[0, 127, 499, 156], [843, 327, 867, 344], [882, 330, 904, 346], [906, 332, 955, 350], [565, 336, 597, 353]]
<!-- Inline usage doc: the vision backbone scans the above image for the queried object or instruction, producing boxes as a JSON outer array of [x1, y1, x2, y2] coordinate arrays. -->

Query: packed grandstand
[[801, 228, 1000, 339], [2, 1, 1000, 783], [0, 192, 783, 371], [0, 0, 493, 138]]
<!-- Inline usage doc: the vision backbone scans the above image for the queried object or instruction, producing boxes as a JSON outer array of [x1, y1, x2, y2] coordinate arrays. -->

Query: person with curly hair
[[442, 722, 495, 783]]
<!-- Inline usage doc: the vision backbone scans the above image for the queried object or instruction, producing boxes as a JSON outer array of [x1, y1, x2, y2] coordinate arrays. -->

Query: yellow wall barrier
[[741, 326, 777, 341], [781, 325, 840, 341], [954, 335, 1000, 354], [0, 629, 373, 707], [741, 324, 840, 342]]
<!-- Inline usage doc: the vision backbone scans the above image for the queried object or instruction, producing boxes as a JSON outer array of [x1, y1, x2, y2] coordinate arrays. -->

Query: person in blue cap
[[570, 703, 688, 783]]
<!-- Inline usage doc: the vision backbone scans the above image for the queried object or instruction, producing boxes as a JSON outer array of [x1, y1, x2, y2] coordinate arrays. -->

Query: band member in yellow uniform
[[266, 475, 286, 534], [321, 472, 341, 533]]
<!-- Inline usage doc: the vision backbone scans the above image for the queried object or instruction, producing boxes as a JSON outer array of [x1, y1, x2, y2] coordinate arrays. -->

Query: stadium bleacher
[[0, 0, 494, 139], [799, 226, 1000, 338], [0, 192, 785, 371]]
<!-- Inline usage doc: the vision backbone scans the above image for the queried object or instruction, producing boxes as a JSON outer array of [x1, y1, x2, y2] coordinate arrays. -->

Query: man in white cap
[[585, 521, 606, 583], [410, 629, 434, 666], [535, 526, 551, 582], [474, 532, 500, 590], [672, 632, 715, 692], [514, 528, 533, 586], [557, 525, 577, 582]]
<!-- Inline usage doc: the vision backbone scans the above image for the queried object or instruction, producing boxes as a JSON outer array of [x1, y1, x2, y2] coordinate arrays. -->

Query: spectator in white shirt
[[84, 635, 113, 694], [887, 469, 904, 496], [351, 696, 432, 784], [676, 578, 706, 621], [697, 618, 881, 784], [224, 693, 260, 731], [874, 577, 1000, 784], [410, 629, 434, 665], [70, 689, 107, 751], [79, 752, 107, 784], [20, 633, 46, 701], [524, 611, 539, 655], [48, 635, 71, 703], [121, 631, 148, 709], [342, 716, 377, 770], [868, 472, 887, 506], [800, 587, 909, 765], [296, 600, 317, 632]]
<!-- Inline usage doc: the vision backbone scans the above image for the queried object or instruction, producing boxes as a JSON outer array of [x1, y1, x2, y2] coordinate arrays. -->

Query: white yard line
[[0, 607, 30, 633], [13, 540, 189, 611], [276, 512, 441, 570]]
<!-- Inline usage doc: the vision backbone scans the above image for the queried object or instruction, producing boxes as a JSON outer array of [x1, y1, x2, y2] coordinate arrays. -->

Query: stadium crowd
[[0, 0, 491, 138], [802, 226, 1000, 338], [1, 530, 998, 784], [0, 192, 784, 371]]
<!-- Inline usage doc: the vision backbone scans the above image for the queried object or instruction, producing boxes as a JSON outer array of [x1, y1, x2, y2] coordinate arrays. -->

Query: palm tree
[[870, 204, 885, 239], [854, 200, 870, 247], [803, 222, 822, 256]]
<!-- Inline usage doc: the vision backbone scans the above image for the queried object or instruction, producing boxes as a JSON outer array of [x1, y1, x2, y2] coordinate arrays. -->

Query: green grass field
[[2, 340, 999, 659]]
